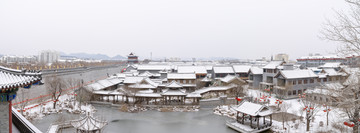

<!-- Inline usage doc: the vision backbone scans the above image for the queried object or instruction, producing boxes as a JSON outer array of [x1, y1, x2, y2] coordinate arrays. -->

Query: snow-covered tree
[[329, 71, 360, 133], [299, 93, 320, 132], [321, 1, 360, 132], [46, 75, 65, 109], [279, 103, 291, 129]]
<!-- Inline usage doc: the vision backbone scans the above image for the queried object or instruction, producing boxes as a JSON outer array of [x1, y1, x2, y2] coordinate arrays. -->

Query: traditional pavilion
[[162, 81, 187, 105], [127, 52, 138, 64], [70, 112, 107, 133], [0, 66, 42, 133], [226, 101, 273, 133]]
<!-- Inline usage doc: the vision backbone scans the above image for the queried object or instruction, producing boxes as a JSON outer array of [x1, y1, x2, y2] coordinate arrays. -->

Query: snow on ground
[[214, 89, 353, 133], [15, 93, 95, 120]]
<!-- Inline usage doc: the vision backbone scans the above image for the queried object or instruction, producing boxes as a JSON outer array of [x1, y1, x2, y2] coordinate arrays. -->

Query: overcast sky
[[0, 0, 349, 60]]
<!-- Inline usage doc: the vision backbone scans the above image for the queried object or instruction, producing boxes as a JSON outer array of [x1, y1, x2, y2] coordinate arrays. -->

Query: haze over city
[[0, 0, 349, 60], [2, 0, 360, 133]]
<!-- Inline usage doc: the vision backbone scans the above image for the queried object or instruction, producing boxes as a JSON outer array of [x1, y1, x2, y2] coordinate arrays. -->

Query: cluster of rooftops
[[0, 66, 42, 102], [83, 60, 351, 101]]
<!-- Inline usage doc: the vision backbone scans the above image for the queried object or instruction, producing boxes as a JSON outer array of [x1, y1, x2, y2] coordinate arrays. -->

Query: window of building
[[317, 78, 321, 82], [323, 78, 327, 82], [298, 90, 302, 95], [293, 90, 297, 95], [314, 96, 317, 100], [304, 79, 308, 84], [320, 97, 322, 101], [336, 77, 339, 81], [288, 91, 292, 96], [310, 79, 314, 83], [298, 80, 302, 84], [329, 78, 332, 81], [293, 80, 296, 85]]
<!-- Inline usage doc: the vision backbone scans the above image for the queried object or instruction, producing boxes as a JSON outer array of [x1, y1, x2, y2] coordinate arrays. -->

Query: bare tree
[[66, 78, 81, 106], [17, 88, 29, 115], [46, 75, 65, 109], [299, 93, 320, 132], [195, 79, 206, 89], [322, 104, 332, 126], [279, 102, 291, 129], [321, 1, 360, 132], [329, 72, 360, 133], [38, 94, 47, 114], [75, 86, 92, 107], [321, 0, 360, 58]]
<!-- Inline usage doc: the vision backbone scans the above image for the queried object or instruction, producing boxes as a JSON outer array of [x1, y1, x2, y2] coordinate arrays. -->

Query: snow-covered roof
[[232, 101, 272, 116], [186, 93, 202, 98], [127, 77, 159, 89], [276, 69, 318, 79], [135, 93, 162, 97], [86, 83, 104, 91], [85, 77, 121, 91], [128, 83, 157, 89], [321, 69, 345, 76], [138, 71, 160, 77], [319, 62, 341, 68], [134, 89, 162, 97], [213, 66, 235, 74], [162, 89, 186, 96], [143, 78, 159, 86], [201, 77, 212, 82], [233, 65, 251, 73], [177, 66, 207, 74], [123, 76, 145, 84], [92, 90, 113, 95], [249, 67, 263, 75], [193, 85, 235, 94], [204, 65, 213, 71], [97, 79, 115, 88], [220, 75, 245, 83], [0, 66, 42, 90], [308, 67, 322, 72], [263, 61, 284, 69], [70, 113, 107, 131], [167, 73, 196, 80], [317, 73, 327, 78], [137, 65, 171, 71], [166, 81, 183, 88]]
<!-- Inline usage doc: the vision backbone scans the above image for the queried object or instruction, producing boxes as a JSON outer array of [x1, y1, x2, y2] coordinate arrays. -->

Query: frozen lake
[[31, 105, 239, 133]]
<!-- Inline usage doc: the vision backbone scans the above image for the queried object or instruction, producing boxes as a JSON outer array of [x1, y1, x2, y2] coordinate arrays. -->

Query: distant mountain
[[111, 55, 126, 60], [61, 53, 126, 60]]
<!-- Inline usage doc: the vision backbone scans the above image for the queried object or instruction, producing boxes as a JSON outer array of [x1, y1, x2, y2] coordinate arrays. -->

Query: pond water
[[31, 104, 239, 133]]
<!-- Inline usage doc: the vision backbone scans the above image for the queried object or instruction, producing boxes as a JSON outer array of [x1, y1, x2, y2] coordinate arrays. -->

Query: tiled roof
[[213, 66, 235, 74], [0, 66, 42, 90], [177, 66, 207, 74], [167, 73, 196, 79], [233, 65, 251, 73]]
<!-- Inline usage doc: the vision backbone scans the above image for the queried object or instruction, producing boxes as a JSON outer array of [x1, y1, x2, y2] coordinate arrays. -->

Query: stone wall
[[0, 102, 9, 133]]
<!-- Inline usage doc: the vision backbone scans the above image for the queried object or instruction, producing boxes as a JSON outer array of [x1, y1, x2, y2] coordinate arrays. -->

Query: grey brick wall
[[0, 102, 9, 133]]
